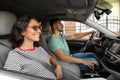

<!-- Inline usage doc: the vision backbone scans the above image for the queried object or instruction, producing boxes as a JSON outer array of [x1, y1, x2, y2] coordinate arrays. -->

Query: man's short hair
[[49, 18, 60, 27]]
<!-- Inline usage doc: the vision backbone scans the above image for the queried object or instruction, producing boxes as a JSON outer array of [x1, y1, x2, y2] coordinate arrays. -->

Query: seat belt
[[0, 42, 54, 72], [13, 49, 54, 73]]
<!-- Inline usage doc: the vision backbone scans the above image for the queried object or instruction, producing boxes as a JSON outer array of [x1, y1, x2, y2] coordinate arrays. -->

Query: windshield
[[60, 0, 119, 38], [92, 0, 120, 35]]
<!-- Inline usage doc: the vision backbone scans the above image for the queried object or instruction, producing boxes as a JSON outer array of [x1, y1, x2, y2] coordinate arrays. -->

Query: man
[[48, 18, 99, 70]]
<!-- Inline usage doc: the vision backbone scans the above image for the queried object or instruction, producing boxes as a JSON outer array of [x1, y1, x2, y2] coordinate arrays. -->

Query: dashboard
[[100, 35, 120, 64], [99, 35, 120, 79], [105, 40, 120, 65]]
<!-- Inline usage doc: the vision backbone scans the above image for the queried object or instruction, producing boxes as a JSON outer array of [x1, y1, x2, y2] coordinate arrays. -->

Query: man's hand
[[81, 59, 98, 70], [90, 30, 96, 34]]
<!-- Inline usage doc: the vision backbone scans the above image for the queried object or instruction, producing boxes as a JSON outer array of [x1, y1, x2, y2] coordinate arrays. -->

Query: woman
[[4, 15, 62, 80]]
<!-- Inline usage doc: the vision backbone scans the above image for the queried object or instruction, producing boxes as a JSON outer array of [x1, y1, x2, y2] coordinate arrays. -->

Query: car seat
[[0, 11, 16, 68], [40, 21, 81, 80], [0, 11, 55, 80], [40, 21, 103, 79]]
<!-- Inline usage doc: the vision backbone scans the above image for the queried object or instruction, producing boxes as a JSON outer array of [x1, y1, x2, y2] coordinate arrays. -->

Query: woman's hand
[[48, 54, 63, 79], [82, 59, 98, 70], [55, 65, 63, 79]]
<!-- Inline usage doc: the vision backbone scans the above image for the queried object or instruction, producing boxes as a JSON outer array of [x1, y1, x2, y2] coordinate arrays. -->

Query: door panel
[[67, 39, 101, 54]]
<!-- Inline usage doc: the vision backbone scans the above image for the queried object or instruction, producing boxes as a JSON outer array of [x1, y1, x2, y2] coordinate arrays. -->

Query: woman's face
[[22, 18, 42, 42]]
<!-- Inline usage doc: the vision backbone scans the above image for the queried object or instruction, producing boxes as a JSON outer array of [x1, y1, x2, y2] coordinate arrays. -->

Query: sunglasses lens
[[39, 26, 42, 30], [33, 26, 38, 31], [32, 26, 42, 31]]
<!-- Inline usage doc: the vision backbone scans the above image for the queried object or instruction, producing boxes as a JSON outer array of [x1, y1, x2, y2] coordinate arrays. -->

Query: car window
[[61, 21, 96, 39]]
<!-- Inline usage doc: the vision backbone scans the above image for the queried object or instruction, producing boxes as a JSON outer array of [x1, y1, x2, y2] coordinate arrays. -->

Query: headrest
[[0, 11, 17, 36], [42, 21, 51, 33]]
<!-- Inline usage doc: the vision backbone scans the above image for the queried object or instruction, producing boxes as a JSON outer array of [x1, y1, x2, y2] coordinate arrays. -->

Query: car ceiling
[[1, 0, 98, 21]]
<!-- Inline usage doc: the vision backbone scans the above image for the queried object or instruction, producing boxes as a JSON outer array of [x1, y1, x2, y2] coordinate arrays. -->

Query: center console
[[104, 41, 120, 65], [101, 37, 120, 80]]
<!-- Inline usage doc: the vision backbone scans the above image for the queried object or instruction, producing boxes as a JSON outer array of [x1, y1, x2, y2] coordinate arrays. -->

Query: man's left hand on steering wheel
[[83, 31, 97, 52]]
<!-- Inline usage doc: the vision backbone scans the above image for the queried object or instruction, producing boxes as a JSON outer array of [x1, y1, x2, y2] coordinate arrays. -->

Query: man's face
[[55, 20, 63, 32]]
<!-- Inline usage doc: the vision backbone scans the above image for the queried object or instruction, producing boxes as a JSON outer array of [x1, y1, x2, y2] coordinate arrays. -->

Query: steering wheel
[[82, 32, 96, 52]]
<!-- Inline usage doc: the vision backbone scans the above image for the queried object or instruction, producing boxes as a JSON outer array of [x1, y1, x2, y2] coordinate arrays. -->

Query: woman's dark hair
[[49, 18, 60, 31], [10, 15, 40, 48]]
